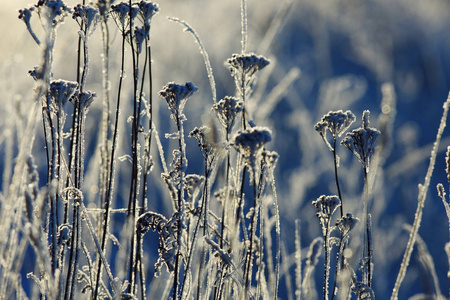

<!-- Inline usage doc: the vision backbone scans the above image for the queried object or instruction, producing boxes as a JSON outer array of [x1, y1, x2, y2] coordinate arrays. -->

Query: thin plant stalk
[[93, 29, 127, 300], [391, 94, 450, 299]]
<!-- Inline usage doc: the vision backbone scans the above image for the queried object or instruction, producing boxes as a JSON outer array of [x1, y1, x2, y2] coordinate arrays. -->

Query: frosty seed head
[[227, 53, 270, 96], [184, 174, 205, 200], [38, 0, 72, 26], [232, 126, 272, 160], [227, 53, 270, 77], [313, 195, 340, 219], [134, 26, 147, 53], [189, 126, 213, 156], [110, 2, 138, 31], [49, 80, 78, 109], [138, 1, 159, 29], [72, 4, 100, 38], [336, 212, 359, 237], [159, 82, 198, 120], [261, 150, 279, 170], [315, 110, 356, 151], [312, 195, 340, 237], [341, 110, 380, 171], [71, 90, 96, 112], [213, 96, 243, 133]]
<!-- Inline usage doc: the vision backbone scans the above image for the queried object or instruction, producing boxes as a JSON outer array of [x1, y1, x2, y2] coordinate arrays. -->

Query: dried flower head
[[134, 26, 147, 53], [336, 212, 359, 237], [110, 2, 138, 32], [227, 53, 270, 78], [48, 80, 79, 109], [312, 195, 340, 236], [184, 174, 205, 200], [213, 96, 243, 133], [315, 110, 356, 151], [189, 126, 214, 157], [341, 110, 380, 171], [262, 150, 279, 171], [159, 82, 198, 120], [227, 53, 269, 97], [72, 4, 100, 38], [71, 90, 96, 112], [138, 1, 159, 30], [95, 0, 113, 18], [37, 0, 72, 26], [233, 126, 272, 159]]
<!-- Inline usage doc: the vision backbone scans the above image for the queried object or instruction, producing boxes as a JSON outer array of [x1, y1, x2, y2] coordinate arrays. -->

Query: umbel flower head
[[159, 82, 198, 121], [37, 0, 72, 26], [233, 126, 272, 159], [72, 4, 100, 38], [315, 110, 356, 151], [110, 2, 139, 32], [48, 80, 78, 109], [213, 96, 243, 133], [138, 1, 159, 30], [227, 53, 270, 97], [70, 90, 96, 113], [312, 195, 340, 236], [336, 212, 359, 238], [227, 53, 270, 77], [341, 110, 380, 171]]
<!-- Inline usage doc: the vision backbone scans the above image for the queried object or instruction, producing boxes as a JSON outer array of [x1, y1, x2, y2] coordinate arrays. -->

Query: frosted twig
[[391, 93, 450, 300], [168, 17, 217, 104]]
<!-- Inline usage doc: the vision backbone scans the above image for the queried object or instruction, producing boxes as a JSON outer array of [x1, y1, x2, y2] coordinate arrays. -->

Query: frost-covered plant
[[341, 110, 380, 172]]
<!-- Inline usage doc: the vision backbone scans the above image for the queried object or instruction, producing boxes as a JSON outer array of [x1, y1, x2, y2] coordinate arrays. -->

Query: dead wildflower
[[213, 96, 243, 133], [227, 53, 270, 97], [232, 126, 272, 159], [315, 110, 356, 151], [134, 26, 147, 53], [48, 79, 79, 109], [37, 0, 72, 26], [341, 110, 380, 171], [136, 211, 180, 276], [159, 82, 198, 121], [72, 4, 101, 39], [336, 213, 359, 238], [71, 90, 96, 112], [189, 126, 214, 158], [138, 1, 159, 30], [261, 150, 279, 170], [110, 2, 139, 33], [312, 195, 340, 237], [184, 174, 205, 200], [227, 53, 270, 79]]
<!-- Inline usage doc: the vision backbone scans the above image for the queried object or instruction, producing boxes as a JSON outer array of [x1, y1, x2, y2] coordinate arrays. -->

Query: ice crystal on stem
[[341, 110, 380, 171]]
